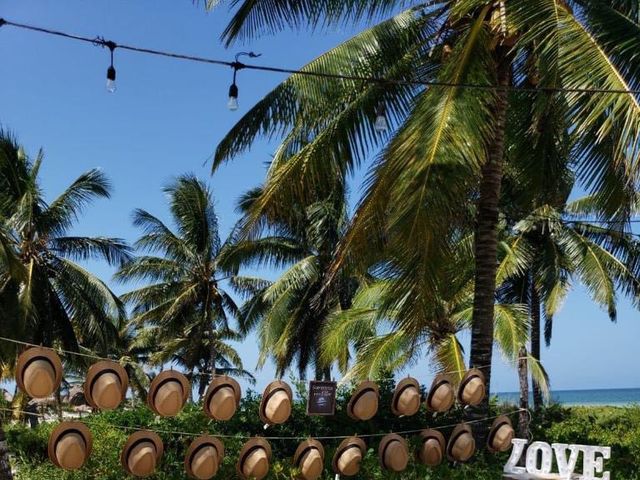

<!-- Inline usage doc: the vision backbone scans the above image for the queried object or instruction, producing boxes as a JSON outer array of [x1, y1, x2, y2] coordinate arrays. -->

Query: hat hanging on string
[[121, 430, 164, 477], [425, 374, 455, 413], [184, 435, 224, 480], [378, 434, 409, 473], [84, 360, 129, 411], [391, 377, 421, 417], [147, 370, 191, 417], [293, 439, 324, 480], [259, 380, 293, 427], [236, 437, 272, 480], [458, 369, 486, 407], [417, 429, 446, 467], [487, 415, 515, 453], [447, 424, 476, 463], [332, 436, 366, 477], [16, 347, 63, 399], [48, 421, 93, 471], [347, 381, 379, 421], [203, 375, 241, 421]]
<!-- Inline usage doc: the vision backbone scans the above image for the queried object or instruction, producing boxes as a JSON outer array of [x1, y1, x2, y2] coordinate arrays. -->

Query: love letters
[[504, 439, 611, 480]]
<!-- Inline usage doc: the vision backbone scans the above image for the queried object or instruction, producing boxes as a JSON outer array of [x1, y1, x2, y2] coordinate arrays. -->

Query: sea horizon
[[496, 387, 640, 407]]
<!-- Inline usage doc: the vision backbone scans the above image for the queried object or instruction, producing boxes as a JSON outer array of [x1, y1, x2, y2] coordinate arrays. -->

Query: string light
[[104, 40, 117, 93], [374, 104, 389, 133], [228, 52, 261, 111]]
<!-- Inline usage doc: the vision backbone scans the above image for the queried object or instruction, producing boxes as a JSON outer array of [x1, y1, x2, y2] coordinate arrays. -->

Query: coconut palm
[[220, 184, 358, 379], [116, 175, 245, 391], [210, 1, 640, 422]]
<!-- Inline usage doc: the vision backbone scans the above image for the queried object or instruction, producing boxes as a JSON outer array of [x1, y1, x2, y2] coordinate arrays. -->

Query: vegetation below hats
[[5, 382, 640, 479]]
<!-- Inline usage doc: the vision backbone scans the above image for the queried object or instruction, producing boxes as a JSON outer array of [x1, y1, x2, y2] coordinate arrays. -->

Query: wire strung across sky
[[3, 17, 640, 96]]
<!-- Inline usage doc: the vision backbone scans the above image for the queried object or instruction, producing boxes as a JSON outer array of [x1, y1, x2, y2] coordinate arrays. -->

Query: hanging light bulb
[[105, 41, 117, 93], [374, 104, 389, 133], [227, 51, 261, 111], [228, 82, 239, 111]]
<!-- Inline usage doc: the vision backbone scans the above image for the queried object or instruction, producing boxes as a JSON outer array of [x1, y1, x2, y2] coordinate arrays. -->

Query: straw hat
[[347, 381, 379, 421], [293, 439, 325, 480], [259, 380, 292, 426], [425, 374, 455, 413], [236, 437, 272, 480], [203, 376, 241, 421], [147, 370, 191, 417], [447, 424, 475, 463], [84, 360, 129, 411], [417, 429, 445, 467], [487, 415, 515, 453], [457, 369, 486, 407], [48, 421, 93, 471], [121, 430, 164, 477], [332, 436, 366, 477], [16, 347, 63, 399], [184, 435, 224, 480], [378, 434, 409, 472], [391, 377, 421, 417]]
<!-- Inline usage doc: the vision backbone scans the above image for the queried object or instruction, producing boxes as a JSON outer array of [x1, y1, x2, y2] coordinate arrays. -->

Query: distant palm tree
[[211, 0, 640, 424], [116, 175, 246, 393]]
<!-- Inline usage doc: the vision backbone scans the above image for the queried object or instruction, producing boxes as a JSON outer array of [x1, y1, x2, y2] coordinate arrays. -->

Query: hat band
[[54, 428, 86, 451], [22, 355, 55, 374], [392, 383, 417, 411], [126, 438, 157, 460], [152, 377, 183, 405], [295, 446, 319, 467], [350, 387, 376, 408], [207, 383, 236, 403], [338, 444, 362, 460], [240, 445, 266, 467], [188, 441, 220, 466], [89, 368, 121, 392]]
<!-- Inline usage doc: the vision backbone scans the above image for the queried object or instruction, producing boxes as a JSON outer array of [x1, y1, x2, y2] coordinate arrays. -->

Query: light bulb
[[106, 66, 117, 93], [228, 83, 239, 111]]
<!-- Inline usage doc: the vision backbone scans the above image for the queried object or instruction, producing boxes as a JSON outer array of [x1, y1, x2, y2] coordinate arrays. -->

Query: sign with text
[[504, 439, 611, 480], [307, 381, 337, 416]]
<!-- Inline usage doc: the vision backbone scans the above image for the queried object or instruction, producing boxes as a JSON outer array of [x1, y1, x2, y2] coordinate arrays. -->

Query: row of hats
[[48, 415, 515, 478], [16, 347, 487, 423]]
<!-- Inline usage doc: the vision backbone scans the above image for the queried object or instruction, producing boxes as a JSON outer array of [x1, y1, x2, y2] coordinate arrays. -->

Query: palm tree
[[116, 175, 245, 392], [220, 184, 358, 379], [210, 1, 640, 423]]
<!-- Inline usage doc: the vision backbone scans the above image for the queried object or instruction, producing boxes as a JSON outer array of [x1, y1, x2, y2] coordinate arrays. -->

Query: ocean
[[496, 388, 640, 407]]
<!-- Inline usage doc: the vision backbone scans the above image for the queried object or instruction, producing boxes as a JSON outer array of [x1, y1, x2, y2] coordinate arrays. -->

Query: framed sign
[[307, 381, 337, 416]]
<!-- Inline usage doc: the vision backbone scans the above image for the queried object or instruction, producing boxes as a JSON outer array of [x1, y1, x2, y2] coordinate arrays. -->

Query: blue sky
[[1, 0, 639, 395]]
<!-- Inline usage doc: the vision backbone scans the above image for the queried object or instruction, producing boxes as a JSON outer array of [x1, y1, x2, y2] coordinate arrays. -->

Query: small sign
[[307, 381, 337, 416]]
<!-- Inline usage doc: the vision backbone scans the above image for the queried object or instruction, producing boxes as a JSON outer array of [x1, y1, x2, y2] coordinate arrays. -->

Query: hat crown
[[92, 372, 122, 410], [300, 449, 323, 479], [430, 383, 454, 412], [209, 386, 236, 421], [155, 380, 184, 416], [243, 448, 269, 479], [451, 432, 475, 462], [491, 423, 515, 452], [55, 432, 86, 470], [191, 445, 218, 479], [24, 359, 56, 398], [352, 390, 378, 420], [461, 376, 485, 405], [128, 442, 157, 476], [264, 390, 291, 424], [397, 387, 420, 415], [337, 447, 362, 476], [421, 438, 443, 466], [384, 440, 408, 472]]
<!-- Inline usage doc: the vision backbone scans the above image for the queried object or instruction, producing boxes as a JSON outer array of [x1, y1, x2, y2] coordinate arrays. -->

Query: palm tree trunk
[[468, 48, 511, 432], [517, 346, 529, 439], [530, 286, 543, 410], [0, 420, 13, 480]]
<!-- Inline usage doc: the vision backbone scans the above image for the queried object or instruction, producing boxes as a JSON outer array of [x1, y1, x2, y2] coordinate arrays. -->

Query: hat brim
[[259, 380, 293, 425], [347, 381, 379, 420], [84, 360, 129, 410], [378, 434, 408, 470], [391, 377, 421, 416], [236, 437, 272, 480], [147, 370, 191, 416], [16, 347, 63, 396], [48, 421, 93, 469], [417, 429, 445, 465], [446, 424, 475, 462], [457, 368, 486, 404], [121, 430, 164, 476], [293, 439, 325, 467], [203, 376, 241, 419], [184, 435, 224, 479], [487, 415, 514, 453], [425, 374, 454, 411], [332, 437, 366, 474]]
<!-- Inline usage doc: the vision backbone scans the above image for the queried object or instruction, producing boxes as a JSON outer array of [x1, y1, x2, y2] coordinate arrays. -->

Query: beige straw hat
[[236, 437, 272, 480], [293, 439, 325, 480], [332, 436, 366, 477], [447, 424, 475, 463], [84, 360, 129, 411], [121, 430, 164, 478], [16, 347, 63, 399], [378, 434, 409, 472], [147, 370, 191, 417], [417, 429, 445, 467], [425, 374, 455, 413], [48, 421, 93, 471], [487, 415, 515, 453], [184, 435, 224, 480], [203, 376, 241, 421], [259, 380, 292, 426], [391, 377, 421, 417], [347, 381, 379, 421], [457, 369, 486, 407]]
